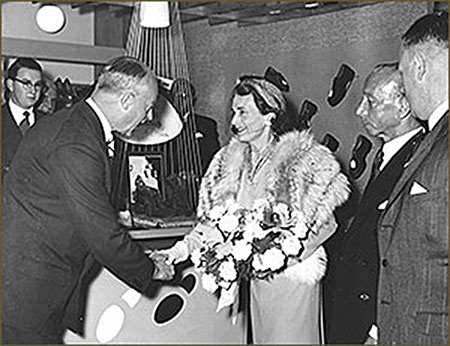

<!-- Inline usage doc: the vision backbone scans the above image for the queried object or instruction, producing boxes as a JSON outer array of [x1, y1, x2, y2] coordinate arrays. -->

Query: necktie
[[106, 137, 115, 158], [371, 148, 384, 180], [19, 111, 31, 135]]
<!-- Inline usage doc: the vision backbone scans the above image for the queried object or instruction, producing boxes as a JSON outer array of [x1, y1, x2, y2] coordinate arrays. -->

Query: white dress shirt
[[379, 127, 424, 171], [9, 99, 35, 127], [428, 101, 448, 131]]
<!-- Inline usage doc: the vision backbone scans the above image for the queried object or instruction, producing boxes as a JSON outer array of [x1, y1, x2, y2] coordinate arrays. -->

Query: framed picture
[[128, 152, 166, 203]]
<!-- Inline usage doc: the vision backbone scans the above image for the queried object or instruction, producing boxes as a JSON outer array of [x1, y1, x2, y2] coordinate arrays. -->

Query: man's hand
[[150, 253, 175, 281], [149, 251, 173, 264]]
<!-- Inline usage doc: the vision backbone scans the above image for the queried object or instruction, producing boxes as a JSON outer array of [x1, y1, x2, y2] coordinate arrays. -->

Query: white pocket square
[[410, 181, 428, 195], [377, 200, 388, 210]]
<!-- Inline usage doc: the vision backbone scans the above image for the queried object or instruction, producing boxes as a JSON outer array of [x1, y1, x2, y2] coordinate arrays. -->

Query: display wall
[[182, 1, 429, 191]]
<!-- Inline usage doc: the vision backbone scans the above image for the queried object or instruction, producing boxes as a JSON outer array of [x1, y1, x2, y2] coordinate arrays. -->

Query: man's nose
[[28, 87, 39, 95]]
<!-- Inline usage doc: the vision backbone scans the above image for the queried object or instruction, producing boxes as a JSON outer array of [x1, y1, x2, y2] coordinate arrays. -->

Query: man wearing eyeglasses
[[2, 57, 44, 177]]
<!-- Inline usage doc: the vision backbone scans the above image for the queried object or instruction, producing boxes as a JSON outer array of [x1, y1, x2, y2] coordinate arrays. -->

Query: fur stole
[[198, 130, 349, 230]]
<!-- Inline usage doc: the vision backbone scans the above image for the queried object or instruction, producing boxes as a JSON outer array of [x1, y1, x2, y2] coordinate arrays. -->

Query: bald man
[[326, 62, 425, 344]]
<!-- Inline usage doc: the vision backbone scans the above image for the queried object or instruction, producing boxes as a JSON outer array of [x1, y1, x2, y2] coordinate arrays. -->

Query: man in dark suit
[[326, 62, 425, 344], [171, 78, 220, 173], [377, 12, 448, 344], [2, 57, 174, 344], [2, 57, 44, 177]]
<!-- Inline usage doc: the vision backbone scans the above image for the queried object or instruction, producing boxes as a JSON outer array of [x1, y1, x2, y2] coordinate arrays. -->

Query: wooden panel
[[2, 37, 124, 65]]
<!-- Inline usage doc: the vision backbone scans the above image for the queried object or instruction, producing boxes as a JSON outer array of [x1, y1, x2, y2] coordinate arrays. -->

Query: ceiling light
[[35, 4, 66, 34], [140, 1, 170, 28], [305, 2, 320, 9]]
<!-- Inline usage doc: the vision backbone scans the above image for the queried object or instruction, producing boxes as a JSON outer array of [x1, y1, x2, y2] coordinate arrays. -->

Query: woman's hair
[[231, 77, 289, 135]]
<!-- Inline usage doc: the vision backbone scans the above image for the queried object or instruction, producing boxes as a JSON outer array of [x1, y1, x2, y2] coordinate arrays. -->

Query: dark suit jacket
[[377, 113, 448, 344], [1, 101, 155, 338], [326, 129, 424, 344], [195, 114, 220, 174], [1, 102, 44, 177]]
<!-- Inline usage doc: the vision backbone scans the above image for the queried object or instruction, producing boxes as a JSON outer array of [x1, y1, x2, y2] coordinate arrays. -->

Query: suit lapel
[[346, 129, 424, 233], [3, 104, 22, 138], [384, 113, 448, 213]]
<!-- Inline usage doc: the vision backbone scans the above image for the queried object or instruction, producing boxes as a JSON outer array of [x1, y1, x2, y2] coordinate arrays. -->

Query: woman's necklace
[[246, 137, 276, 184]]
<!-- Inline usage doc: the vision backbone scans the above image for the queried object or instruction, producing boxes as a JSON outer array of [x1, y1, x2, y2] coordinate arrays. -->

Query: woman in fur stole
[[155, 76, 349, 343]]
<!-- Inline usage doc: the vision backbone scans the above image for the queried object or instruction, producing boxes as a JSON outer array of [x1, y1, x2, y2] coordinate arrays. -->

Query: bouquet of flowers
[[190, 199, 311, 312]]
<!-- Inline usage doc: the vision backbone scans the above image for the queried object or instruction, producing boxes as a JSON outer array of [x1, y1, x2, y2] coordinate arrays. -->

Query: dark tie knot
[[371, 148, 384, 179], [374, 149, 384, 167], [19, 111, 31, 135]]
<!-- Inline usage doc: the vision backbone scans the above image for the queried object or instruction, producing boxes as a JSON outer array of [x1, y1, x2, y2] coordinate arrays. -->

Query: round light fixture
[[36, 5, 66, 34]]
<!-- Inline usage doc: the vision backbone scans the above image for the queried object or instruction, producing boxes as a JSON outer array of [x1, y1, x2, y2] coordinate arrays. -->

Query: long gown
[[237, 149, 325, 344]]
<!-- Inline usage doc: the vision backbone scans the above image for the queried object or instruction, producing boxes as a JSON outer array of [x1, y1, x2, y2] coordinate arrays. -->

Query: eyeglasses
[[12, 77, 44, 91]]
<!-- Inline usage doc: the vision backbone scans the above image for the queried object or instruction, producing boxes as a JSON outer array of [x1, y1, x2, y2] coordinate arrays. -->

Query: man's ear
[[6, 78, 14, 93], [395, 84, 411, 119], [398, 96, 411, 119], [265, 112, 276, 126], [119, 91, 135, 111], [412, 51, 426, 82]]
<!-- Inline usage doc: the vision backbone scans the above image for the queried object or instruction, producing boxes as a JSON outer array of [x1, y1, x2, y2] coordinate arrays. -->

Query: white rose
[[280, 235, 302, 256], [265, 248, 286, 271], [293, 221, 309, 239], [201, 273, 218, 293], [243, 221, 266, 241], [215, 242, 232, 260], [218, 214, 240, 234], [218, 259, 237, 282], [254, 248, 285, 272], [231, 240, 252, 261], [190, 248, 202, 268], [209, 205, 226, 220], [218, 279, 230, 289]]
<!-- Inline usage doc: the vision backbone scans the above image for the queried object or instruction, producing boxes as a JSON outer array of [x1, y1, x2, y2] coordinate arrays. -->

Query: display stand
[[64, 227, 246, 344]]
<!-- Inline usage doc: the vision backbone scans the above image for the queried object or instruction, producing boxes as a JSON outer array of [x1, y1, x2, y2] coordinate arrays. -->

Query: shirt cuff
[[368, 324, 378, 342]]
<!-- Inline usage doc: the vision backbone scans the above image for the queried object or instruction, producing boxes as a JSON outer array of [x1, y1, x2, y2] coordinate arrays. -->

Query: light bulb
[[36, 5, 66, 34]]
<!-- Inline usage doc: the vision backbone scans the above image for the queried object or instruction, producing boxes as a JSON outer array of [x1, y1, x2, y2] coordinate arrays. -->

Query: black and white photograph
[[129, 153, 164, 200], [1, 1, 448, 344]]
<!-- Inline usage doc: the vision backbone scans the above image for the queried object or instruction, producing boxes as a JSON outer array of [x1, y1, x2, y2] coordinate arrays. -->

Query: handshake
[[149, 251, 175, 281]]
